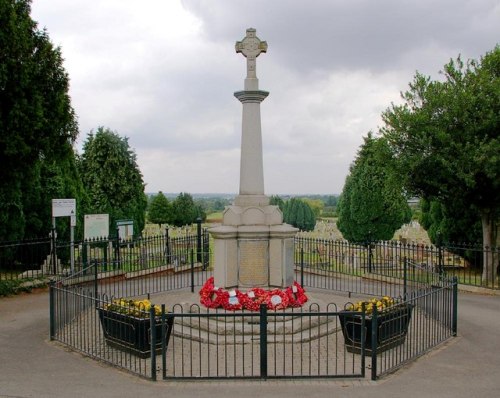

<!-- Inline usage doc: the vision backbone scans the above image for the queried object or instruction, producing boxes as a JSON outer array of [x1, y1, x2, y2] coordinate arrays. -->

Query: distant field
[[206, 212, 223, 222]]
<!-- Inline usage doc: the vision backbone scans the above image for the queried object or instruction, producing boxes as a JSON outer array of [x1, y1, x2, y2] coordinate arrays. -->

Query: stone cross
[[235, 28, 268, 79]]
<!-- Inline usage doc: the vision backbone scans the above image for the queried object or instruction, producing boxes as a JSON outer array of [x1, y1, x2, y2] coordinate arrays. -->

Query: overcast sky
[[30, 0, 499, 195]]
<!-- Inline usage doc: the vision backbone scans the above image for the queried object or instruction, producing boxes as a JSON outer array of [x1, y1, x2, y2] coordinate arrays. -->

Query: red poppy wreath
[[199, 277, 308, 311]]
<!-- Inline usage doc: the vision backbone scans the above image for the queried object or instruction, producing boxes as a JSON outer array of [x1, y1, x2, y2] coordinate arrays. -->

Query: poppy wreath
[[242, 287, 267, 311], [264, 289, 290, 310], [199, 277, 308, 311], [285, 281, 308, 307]]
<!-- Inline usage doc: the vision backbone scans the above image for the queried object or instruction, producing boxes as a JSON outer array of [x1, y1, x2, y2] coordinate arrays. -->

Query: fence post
[[49, 281, 55, 340], [51, 227, 57, 275], [196, 217, 202, 263], [452, 276, 458, 336], [361, 303, 366, 378], [165, 227, 171, 264], [161, 304, 167, 380], [371, 305, 378, 380], [93, 260, 98, 308], [438, 241, 444, 276], [150, 305, 157, 381], [203, 228, 209, 270], [190, 249, 195, 293], [403, 257, 408, 300], [300, 247, 304, 287], [368, 241, 373, 273], [115, 228, 120, 270], [259, 303, 268, 379]]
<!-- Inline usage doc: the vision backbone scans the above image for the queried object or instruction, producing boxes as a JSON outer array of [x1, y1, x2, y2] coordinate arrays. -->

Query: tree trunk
[[480, 209, 499, 285]]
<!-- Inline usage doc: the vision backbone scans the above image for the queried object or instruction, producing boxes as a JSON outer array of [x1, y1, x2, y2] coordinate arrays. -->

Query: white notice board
[[52, 199, 76, 217], [84, 214, 109, 240]]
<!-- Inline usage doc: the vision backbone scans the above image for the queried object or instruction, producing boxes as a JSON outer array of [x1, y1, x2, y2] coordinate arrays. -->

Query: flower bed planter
[[339, 303, 413, 355], [98, 308, 174, 358]]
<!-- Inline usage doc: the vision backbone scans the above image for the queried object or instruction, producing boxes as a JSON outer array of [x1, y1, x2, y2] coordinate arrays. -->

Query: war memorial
[[47, 29, 458, 382]]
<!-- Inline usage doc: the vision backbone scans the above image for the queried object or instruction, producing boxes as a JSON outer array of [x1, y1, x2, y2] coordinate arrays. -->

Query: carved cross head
[[235, 28, 267, 78]]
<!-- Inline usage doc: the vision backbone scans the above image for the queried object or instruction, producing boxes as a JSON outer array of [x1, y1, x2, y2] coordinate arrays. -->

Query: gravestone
[[210, 29, 298, 288]]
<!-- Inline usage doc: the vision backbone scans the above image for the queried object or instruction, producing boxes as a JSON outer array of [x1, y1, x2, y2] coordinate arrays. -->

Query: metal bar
[[49, 281, 55, 340], [196, 218, 202, 263], [161, 304, 167, 380], [300, 247, 304, 287], [452, 276, 458, 336], [150, 305, 157, 381], [259, 304, 268, 379], [403, 257, 407, 300], [93, 260, 98, 308], [190, 249, 195, 293], [371, 305, 378, 380]]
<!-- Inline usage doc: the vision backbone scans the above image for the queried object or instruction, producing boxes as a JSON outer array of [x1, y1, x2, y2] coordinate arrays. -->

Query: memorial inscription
[[238, 240, 268, 286]]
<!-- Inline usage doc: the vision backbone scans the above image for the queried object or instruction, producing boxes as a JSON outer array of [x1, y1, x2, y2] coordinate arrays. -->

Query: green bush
[[0, 279, 21, 296]]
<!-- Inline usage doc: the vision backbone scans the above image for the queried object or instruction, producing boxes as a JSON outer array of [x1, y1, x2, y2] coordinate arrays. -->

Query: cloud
[[30, 0, 500, 194]]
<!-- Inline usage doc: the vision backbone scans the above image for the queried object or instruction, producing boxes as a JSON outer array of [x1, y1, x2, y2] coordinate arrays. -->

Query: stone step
[[171, 316, 341, 345]]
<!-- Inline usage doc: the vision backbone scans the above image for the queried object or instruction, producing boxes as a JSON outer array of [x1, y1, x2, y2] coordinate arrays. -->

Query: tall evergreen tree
[[148, 192, 172, 229], [78, 127, 147, 235], [0, 0, 80, 240], [283, 198, 316, 231], [171, 192, 199, 227], [337, 134, 411, 243]]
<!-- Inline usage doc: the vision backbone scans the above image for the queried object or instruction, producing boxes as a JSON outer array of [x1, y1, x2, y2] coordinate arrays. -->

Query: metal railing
[[2, 229, 497, 291], [294, 238, 498, 290], [49, 250, 457, 381]]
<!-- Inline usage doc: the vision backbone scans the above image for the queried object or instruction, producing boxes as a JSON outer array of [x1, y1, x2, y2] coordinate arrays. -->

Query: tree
[[0, 0, 80, 240], [171, 192, 199, 227], [269, 195, 285, 211], [78, 127, 148, 236], [283, 198, 316, 231], [382, 47, 500, 282], [148, 191, 172, 229], [420, 198, 482, 246], [303, 198, 324, 218], [337, 134, 412, 243]]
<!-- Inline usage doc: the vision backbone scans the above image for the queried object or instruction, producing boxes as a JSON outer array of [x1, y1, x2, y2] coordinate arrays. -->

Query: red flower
[[198, 278, 308, 311]]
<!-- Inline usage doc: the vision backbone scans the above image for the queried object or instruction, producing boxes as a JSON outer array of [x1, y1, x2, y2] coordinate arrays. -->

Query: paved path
[[1, 288, 499, 398]]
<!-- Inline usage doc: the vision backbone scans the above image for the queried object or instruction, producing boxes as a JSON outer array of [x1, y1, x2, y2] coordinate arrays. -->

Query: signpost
[[51, 199, 76, 274]]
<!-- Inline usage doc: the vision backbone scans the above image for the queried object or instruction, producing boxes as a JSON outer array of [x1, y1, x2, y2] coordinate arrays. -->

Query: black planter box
[[98, 308, 174, 358], [339, 304, 413, 355]]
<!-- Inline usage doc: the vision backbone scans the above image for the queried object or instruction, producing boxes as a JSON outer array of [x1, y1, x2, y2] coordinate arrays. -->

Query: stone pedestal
[[210, 207, 297, 289]]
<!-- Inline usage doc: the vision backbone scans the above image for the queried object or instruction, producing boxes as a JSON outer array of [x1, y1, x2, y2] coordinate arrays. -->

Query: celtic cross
[[235, 28, 268, 79]]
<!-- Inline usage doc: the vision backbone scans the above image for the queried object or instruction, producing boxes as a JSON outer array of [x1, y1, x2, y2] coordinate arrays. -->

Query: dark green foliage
[[78, 127, 148, 236], [282, 198, 316, 231], [0, 279, 20, 296], [382, 46, 499, 281], [269, 195, 285, 211], [337, 134, 412, 243], [147, 192, 172, 228], [0, 0, 81, 241], [420, 198, 482, 245], [171, 192, 201, 227]]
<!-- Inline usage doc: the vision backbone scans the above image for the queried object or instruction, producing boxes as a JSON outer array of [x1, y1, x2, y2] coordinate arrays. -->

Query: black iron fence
[[0, 237, 52, 280], [49, 250, 458, 381], [4, 231, 495, 293], [1, 226, 210, 282], [294, 238, 499, 290]]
